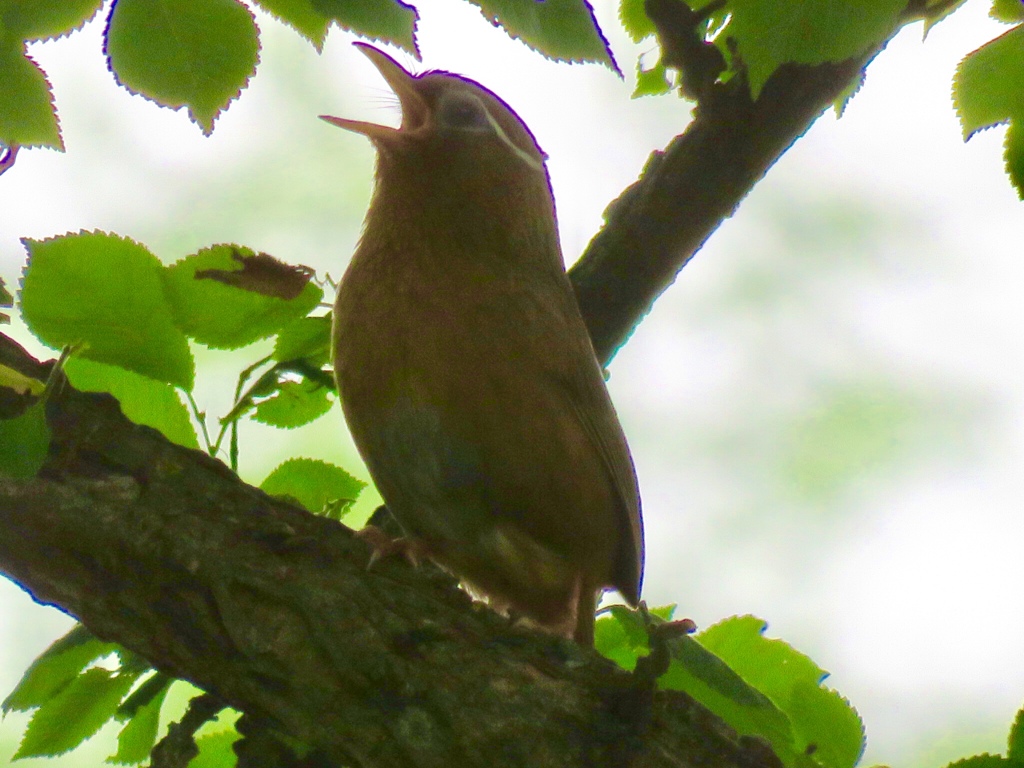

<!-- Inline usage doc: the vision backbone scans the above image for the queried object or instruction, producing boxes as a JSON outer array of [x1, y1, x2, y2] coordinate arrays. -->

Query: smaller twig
[[644, 0, 728, 100], [150, 692, 226, 768], [117, 672, 173, 718], [39, 345, 76, 403], [321, 272, 339, 293], [185, 390, 215, 455], [278, 359, 336, 392], [632, 603, 696, 687], [230, 415, 239, 473], [211, 354, 275, 461], [215, 356, 336, 471], [235, 714, 339, 768], [229, 355, 276, 421]]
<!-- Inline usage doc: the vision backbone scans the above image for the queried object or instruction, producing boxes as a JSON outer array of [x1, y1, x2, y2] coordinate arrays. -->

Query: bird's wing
[[560, 355, 644, 604], [495, 271, 644, 604]]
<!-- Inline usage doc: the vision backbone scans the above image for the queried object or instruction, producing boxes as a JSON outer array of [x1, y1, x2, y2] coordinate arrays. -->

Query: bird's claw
[[356, 525, 424, 570]]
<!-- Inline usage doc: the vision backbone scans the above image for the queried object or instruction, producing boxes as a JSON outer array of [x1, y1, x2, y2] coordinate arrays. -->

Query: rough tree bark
[[0, 332, 781, 768]]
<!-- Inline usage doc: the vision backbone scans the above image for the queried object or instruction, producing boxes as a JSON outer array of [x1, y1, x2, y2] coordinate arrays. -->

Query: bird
[[322, 43, 643, 645]]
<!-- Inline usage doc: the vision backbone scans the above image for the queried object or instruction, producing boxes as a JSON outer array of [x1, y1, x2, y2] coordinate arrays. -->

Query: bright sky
[[2, 1, 1023, 766]]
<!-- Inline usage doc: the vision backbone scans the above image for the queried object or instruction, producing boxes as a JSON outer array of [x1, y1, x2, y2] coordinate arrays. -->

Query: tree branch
[[0, 334, 783, 768], [569, 40, 880, 364]]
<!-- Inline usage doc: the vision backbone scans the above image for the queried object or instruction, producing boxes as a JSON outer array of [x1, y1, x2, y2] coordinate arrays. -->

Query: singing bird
[[323, 44, 643, 645]]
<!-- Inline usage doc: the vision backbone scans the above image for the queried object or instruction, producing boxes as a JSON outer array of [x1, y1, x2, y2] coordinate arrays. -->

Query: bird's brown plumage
[[325, 44, 643, 644]]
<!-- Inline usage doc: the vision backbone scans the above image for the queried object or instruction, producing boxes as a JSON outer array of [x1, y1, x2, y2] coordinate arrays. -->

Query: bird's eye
[[436, 93, 491, 133]]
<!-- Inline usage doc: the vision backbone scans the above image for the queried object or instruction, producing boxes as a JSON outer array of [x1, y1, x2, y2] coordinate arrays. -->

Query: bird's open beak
[[320, 43, 429, 142]]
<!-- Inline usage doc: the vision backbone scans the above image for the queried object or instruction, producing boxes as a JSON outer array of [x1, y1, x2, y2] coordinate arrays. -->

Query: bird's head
[[320, 44, 556, 243], [322, 43, 547, 174]]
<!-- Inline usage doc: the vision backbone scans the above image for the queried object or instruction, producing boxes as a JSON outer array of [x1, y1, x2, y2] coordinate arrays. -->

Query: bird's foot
[[356, 525, 425, 569]]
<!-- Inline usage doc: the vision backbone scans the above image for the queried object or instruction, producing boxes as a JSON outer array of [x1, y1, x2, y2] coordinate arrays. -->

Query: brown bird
[[323, 44, 643, 645]]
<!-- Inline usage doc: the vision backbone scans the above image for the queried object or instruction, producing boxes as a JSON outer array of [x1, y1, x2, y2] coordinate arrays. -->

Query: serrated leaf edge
[[23, 0, 105, 43], [101, 1, 263, 136]]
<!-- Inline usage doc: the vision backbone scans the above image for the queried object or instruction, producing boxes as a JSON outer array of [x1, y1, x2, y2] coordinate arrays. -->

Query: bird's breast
[[331, 241, 622, 575]]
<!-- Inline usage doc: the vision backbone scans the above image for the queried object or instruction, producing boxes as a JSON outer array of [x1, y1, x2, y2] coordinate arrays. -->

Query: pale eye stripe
[[482, 108, 545, 173]]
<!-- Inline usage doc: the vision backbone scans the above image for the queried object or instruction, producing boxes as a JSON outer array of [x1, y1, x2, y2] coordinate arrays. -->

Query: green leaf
[[633, 60, 672, 98], [65, 357, 199, 449], [726, 0, 904, 98], [922, 0, 969, 36], [110, 676, 171, 765], [0, 362, 44, 397], [104, 0, 260, 135], [647, 605, 678, 622], [833, 70, 866, 117], [0, 47, 62, 149], [273, 315, 332, 364], [163, 245, 323, 350], [595, 604, 681, 671], [1007, 119, 1024, 198], [14, 668, 139, 759], [660, 633, 801, 767], [260, 457, 365, 518], [954, 25, 1024, 137], [254, 0, 330, 50], [20, 231, 195, 390], [598, 610, 862, 768], [1, 0, 103, 41], [1008, 704, 1024, 763], [953, 25, 1024, 195], [786, 683, 863, 768], [462, 0, 617, 70], [594, 605, 652, 671], [699, 616, 864, 768], [311, 0, 418, 55], [0, 401, 49, 478], [0, 275, 12, 323], [113, 645, 154, 676], [117, 673, 172, 719], [253, 378, 334, 428], [619, 0, 656, 42], [189, 729, 241, 768], [991, 0, 1024, 22], [945, 757, 1014, 768], [2, 625, 115, 713]]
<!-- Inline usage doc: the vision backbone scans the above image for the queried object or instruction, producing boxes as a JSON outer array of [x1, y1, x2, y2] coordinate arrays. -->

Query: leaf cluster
[[0, 0, 615, 147], [2, 0, 1022, 193], [2, 230, 363, 516], [2, 625, 229, 764], [619, 0, 1024, 196]]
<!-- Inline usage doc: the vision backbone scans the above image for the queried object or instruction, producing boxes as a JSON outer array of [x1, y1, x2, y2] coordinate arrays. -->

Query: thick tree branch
[[0, 335, 782, 768], [569, 40, 880, 364]]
